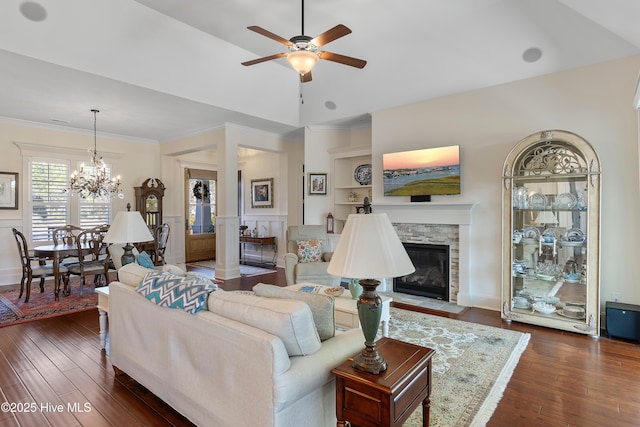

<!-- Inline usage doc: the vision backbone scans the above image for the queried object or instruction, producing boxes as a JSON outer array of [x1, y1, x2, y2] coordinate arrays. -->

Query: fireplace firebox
[[394, 243, 450, 300]]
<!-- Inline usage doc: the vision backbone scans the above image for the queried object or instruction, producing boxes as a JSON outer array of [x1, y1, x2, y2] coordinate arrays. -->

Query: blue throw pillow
[[136, 251, 155, 269]]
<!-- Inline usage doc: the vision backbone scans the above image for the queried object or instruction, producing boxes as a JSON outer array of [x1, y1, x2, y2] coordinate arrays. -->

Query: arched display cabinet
[[134, 177, 166, 231], [501, 130, 601, 337]]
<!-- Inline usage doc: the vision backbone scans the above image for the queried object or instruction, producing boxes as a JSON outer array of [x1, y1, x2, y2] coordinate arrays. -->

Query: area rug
[[386, 308, 530, 426], [0, 281, 99, 328], [187, 260, 277, 277]]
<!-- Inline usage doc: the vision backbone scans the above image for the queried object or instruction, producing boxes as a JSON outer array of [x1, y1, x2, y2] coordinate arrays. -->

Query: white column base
[[215, 216, 241, 280]]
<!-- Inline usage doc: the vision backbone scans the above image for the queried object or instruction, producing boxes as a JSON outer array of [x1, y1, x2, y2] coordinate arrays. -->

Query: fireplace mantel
[[374, 202, 476, 225]]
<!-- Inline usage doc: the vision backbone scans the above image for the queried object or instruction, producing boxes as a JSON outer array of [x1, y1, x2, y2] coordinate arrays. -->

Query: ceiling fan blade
[[318, 51, 367, 69], [310, 24, 352, 47], [300, 72, 312, 83], [241, 52, 287, 66], [247, 26, 293, 46]]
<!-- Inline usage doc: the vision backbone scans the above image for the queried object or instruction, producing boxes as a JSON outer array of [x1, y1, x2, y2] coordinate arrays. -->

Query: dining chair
[[52, 225, 84, 245], [152, 223, 170, 266], [52, 224, 85, 267], [66, 225, 110, 295], [12, 228, 68, 303]]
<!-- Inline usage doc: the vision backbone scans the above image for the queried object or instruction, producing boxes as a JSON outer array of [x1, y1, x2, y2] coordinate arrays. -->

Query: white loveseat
[[108, 263, 363, 427]]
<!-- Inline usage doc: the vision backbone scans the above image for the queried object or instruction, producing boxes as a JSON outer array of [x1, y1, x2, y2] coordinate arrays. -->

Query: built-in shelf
[[330, 145, 372, 231]]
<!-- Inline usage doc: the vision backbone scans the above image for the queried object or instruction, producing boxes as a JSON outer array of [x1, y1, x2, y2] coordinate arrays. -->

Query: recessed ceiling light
[[325, 101, 337, 110], [522, 47, 542, 63], [51, 119, 69, 124], [20, 2, 47, 22]]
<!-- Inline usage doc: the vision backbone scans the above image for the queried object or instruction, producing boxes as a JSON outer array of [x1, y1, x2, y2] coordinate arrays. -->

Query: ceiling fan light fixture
[[287, 50, 318, 75]]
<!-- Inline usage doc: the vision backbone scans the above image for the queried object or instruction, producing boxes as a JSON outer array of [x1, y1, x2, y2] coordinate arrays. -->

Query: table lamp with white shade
[[104, 204, 154, 266], [327, 212, 415, 374]]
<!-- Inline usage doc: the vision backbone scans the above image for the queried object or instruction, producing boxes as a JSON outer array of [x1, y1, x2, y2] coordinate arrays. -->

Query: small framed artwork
[[0, 172, 18, 210], [251, 178, 274, 208], [308, 173, 327, 195]]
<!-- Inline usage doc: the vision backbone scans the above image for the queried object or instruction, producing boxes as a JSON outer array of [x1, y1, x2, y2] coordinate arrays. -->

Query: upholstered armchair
[[284, 225, 341, 287]]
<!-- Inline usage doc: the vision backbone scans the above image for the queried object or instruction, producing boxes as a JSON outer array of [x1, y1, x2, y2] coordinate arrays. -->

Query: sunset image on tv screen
[[383, 145, 460, 196]]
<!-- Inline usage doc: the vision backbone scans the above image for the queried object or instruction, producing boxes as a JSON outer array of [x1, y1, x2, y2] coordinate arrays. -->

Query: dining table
[[33, 243, 91, 300]]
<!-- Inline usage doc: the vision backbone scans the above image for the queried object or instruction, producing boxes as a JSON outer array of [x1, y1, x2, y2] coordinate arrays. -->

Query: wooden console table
[[239, 236, 276, 266], [332, 337, 435, 427]]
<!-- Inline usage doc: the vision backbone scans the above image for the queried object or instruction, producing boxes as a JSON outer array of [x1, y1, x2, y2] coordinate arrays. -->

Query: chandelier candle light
[[68, 109, 123, 199], [327, 213, 415, 374]]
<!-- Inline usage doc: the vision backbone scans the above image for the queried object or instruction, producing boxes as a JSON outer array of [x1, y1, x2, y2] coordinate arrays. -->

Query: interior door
[[185, 169, 217, 263]]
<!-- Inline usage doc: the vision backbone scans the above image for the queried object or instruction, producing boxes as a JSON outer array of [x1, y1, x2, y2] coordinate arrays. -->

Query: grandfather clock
[[134, 178, 166, 231]]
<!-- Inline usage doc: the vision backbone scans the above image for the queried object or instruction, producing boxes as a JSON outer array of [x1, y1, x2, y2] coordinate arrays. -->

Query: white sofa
[[108, 264, 363, 427]]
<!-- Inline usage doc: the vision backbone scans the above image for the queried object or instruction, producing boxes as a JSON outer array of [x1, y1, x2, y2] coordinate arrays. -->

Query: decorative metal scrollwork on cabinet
[[501, 130, 601, 337]]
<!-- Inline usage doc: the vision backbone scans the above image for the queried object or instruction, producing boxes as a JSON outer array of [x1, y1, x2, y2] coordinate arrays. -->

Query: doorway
[[185, 169, 216, 263]]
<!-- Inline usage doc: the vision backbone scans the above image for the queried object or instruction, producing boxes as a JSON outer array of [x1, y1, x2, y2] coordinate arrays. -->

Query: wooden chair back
[[77, 225, 110, 262], [67, 225, 111, 294], [12, 228, 32, 271], [52, 225, 84, 245], [12, 228, 55, 302], [153, 223, 170, 265]]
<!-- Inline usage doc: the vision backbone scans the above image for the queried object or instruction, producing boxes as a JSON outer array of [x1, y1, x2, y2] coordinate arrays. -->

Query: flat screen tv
[[383, 145, 460, 199]]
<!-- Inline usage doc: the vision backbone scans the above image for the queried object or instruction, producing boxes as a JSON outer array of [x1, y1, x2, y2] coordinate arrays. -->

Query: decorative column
[[214, 135, 241, 280]]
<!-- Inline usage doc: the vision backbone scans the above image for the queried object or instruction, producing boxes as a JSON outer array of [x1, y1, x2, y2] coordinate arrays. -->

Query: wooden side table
[[332, 337, 435, 427]]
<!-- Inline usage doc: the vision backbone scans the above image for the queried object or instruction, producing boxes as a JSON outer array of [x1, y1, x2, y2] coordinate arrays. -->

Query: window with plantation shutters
[[31, 161, 69, 241], [80, 197, 110, 229], [30, 160, 114, 242]]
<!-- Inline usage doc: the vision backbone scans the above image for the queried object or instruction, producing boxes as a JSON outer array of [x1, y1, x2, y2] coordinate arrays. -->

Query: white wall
[[372, 55, 640, 310], [303, 126, 372, 225]]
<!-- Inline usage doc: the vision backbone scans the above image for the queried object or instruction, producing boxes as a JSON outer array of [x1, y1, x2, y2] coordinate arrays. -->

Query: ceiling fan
[[241, 0, 367, 83]]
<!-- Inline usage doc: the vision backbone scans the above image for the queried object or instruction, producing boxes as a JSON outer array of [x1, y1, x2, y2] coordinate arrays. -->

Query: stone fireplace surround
[[376, 203, 475, 306]]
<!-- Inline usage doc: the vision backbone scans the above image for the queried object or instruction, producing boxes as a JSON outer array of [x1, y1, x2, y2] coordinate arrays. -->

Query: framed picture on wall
[[308, 173, 327, 195], [251, 178, 274, 208], [0, 172, 18, 210]]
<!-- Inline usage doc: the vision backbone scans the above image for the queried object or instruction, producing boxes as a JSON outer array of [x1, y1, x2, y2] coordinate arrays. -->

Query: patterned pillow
[[185, 272, 219, 310], [296, 239, 323, 263], [136, 271, 217, 314]]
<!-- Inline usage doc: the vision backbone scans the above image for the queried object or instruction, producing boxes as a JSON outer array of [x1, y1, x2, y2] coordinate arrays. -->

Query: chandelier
[[68, 109, 124, 199]]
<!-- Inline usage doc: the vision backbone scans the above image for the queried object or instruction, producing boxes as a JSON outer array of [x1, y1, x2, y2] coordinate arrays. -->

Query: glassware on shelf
[[513, 186, 528, 209], [536, 262, 561, 280]]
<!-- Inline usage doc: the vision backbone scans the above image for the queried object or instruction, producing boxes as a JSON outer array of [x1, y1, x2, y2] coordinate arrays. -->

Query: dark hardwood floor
[[0, 267, 638, 426]]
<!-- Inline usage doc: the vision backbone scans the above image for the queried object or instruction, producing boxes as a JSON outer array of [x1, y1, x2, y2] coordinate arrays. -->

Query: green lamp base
[[352, 278, 387, 374]]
